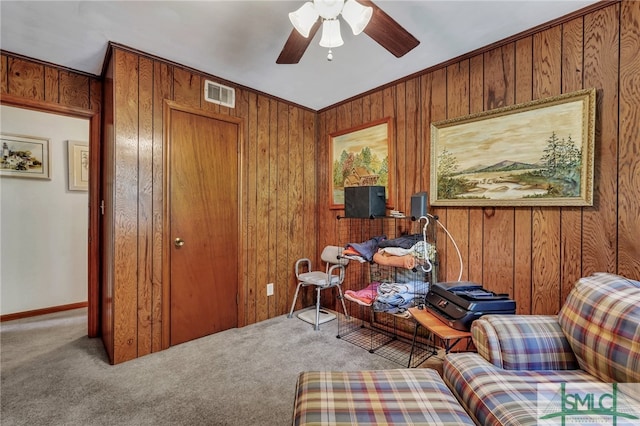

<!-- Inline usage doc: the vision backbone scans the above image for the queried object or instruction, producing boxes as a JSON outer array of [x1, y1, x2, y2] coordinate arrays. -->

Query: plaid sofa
[[443, 272, 640, 425]]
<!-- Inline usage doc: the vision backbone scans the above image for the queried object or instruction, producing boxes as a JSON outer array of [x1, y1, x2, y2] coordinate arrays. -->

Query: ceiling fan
[[277, 0, 420, 64]]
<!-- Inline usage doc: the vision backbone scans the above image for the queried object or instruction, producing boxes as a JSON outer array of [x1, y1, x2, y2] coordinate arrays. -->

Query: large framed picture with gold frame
[[329, 117, 392, 209], [430, 88, 595, 207]]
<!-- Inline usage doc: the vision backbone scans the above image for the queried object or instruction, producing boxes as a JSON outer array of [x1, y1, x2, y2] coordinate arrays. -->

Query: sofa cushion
[[443, 353, 597, 426], [292, 369, 475, 425], [558, 272, 640, 383]]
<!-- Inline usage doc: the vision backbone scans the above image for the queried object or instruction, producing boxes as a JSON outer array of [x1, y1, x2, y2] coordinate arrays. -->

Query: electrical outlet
[[266, 283, 274, 296]]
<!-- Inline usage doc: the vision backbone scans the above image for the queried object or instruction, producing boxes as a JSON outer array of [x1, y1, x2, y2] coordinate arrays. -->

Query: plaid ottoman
[[292, 368, 474, 425]]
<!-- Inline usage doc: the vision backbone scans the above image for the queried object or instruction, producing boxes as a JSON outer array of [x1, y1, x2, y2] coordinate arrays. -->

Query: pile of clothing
[[341, 235, 387, 263], [344, 279, 429, 315], [344, 282, 379, 306], [374, 280, 427, 314], [343, 234, 434, 270], [342, 234, 432, 315]]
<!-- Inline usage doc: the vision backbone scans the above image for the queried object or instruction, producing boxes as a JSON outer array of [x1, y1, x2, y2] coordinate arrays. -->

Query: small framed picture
[[0, 133, 51, 179], [67, 140, 89, 191]]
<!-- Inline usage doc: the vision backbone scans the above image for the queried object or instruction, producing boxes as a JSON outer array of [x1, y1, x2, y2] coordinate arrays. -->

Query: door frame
[[161, 100, 244, 349], [0, 94, 101, 337]]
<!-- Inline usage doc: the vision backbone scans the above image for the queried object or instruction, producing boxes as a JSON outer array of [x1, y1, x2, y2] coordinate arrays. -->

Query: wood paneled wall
[[318, 1, 640, 315], [0, 54, 100, 110], [103, 46, 317, 363], [3, 0, 638, 364]]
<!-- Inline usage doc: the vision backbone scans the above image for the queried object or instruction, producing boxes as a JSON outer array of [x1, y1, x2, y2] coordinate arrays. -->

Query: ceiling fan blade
[[359, 0, 420, 58], [276, 20, 321, 64]]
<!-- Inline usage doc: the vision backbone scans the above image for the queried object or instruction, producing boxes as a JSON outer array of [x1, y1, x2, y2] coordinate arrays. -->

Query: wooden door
[[167, 105, 240, 346]]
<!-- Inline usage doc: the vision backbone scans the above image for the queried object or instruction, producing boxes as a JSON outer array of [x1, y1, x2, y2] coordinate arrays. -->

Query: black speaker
[[411, 192, 428, 220], [344, 186, 386, 218]]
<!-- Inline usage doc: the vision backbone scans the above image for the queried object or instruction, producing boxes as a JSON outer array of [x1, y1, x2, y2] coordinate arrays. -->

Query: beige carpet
[[1, 308, 443, 425]]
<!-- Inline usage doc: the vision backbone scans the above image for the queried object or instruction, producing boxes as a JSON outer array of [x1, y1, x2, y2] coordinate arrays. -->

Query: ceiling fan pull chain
[[327, 49, 334, 61]]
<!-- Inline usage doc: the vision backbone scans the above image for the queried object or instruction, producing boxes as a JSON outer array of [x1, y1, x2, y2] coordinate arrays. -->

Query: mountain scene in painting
[[437, 132, 582, 200]]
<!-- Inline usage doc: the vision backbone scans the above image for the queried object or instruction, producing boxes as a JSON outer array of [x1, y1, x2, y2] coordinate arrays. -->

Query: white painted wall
[[0, 105, 89, 315]]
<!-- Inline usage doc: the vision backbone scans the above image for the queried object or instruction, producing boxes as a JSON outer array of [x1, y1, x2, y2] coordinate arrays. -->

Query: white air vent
[[204, 80, 235, 108]]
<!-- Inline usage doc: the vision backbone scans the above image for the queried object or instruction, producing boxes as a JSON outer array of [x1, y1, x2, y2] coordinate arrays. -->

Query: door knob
[[174, 237, 185, 248]]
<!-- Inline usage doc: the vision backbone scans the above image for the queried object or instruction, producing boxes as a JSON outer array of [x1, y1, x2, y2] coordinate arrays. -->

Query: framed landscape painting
[[329, 118, 392, 209], [0, 133, 51, 179], [430, 88, 595, 207]]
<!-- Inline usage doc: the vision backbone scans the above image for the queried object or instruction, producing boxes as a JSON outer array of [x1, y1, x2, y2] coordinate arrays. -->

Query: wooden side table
[[408, 307, 473, 367]]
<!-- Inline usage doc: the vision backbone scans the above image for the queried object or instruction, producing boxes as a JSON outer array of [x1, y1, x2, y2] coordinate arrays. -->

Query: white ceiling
[[0, 0, 598, 111]]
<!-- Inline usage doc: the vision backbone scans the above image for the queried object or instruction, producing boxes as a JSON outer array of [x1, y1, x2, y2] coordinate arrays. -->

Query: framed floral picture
[[67, 140, 89, 191]]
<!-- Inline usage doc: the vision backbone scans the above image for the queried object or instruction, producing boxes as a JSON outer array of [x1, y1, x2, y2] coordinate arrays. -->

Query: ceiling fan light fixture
[[319, 19, 344, 48], [341, 0, 372, 35], [289, 1, 319, 38], [279, 0, 420, 64], [314, 0, 345, 20]]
